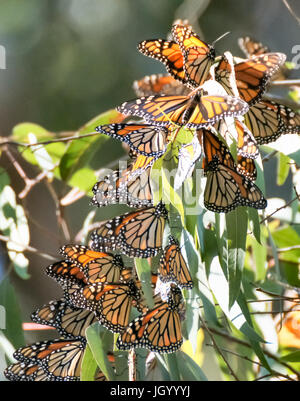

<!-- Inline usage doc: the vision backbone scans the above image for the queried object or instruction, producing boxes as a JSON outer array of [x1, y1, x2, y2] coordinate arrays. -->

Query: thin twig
[[271, 79, 300, 87], [0, 131, 98, 148], [282, 0, 300, 25], [4, 146, 50, 199], [45, 181, 71, 242], [0, 234, 57, 261], [207, 325, 300, 379], [199, 315, 240, 381], [128, 349, 137, 381], [205, 343, 297, 381], [260, 188, 300, 225]]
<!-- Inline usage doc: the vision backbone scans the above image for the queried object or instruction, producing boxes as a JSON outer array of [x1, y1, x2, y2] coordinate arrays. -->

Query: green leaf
[[59, 109, 124, 182], [85, 323, 115, 381], [68, 167, 97, 195], [247, 236, 267, 281], [281, 351, 300, 362], [80, 343, 98, 381], [12, 122, 66, 173], [134, 258, 154, 309], [208, 256, 264, 344], [225, 207, 248, 308], [276, 152, 290, 186], [247, 207, 261, 244], [163, 353, 181, 381], [0, 278, 25, 349], [176, 350, 208, 381]]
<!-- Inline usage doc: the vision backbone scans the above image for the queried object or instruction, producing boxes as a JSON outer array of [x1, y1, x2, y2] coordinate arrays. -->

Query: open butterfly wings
[[133, 74, 191, 97], [117, 91, 249, 129], [215, 52, 286, 106]]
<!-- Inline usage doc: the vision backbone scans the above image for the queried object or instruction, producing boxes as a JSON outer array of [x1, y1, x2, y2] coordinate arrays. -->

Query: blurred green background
[[0, 0, 299, 379]]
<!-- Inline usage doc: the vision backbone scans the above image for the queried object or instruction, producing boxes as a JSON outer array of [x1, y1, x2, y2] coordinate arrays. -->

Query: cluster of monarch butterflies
[[94, 20, 300, 214], [5, 20, 300, 382], [5, 235, 192, 380]]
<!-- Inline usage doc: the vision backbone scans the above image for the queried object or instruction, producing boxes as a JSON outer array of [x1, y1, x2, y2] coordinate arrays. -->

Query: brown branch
[[199, 315, 240, 381], [207, 325, 300, 379], [0, 234, 57, 261], [260, 186, 300, 225], [0, 131, 98, 148], [45, 180, 71, 243], [282, 0, 300, 25]]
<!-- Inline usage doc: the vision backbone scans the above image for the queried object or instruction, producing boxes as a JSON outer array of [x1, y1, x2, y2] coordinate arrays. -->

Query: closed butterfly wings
[[199, 129, 267, 212], [96, 124, 169, 158], [159, 236, 193, 289], [91, 202, 168, 258], [138, 39, 186, 83], [13, 339, 86, 381], [245, 100, 300, 144], [92, 152, 155, 208], [171, 23, 216, 88], [59, 244, 127, 284], [116, 285, 184, 353], [69, 280, 141, 333], [31, 299, 97, 340]]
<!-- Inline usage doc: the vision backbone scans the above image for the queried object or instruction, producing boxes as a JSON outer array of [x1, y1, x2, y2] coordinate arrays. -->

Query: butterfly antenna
[[212, 31, 231, 47]]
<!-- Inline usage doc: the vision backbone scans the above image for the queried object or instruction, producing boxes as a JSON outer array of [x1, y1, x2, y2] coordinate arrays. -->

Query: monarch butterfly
[[95, 123, 169, 158], [238, 37, 289, 81], [200, 126, 257, 181], [244, 99, 300, 144], [234, 120, 259, 160], [92, 163, 154, 209], [13, 339, 87, 381], [133, 74, 190, 97], [4, 361, 50, 382], [203, 155, 267, 213], [59, 244, 128, 284], [199, 129, 266, 212], [117, 90, 249, 129], [171, 23, 216, 88], [215, 52, 286, 106], [159, 236, 193, 289], [70, 280, 141, 333], [138, 39, 186, 83], [46, 260, 87, 305], [91, 202, 168, 258], [31, 299, 98, 339], [238, 36, 270, 58], [116, 285, 184, 354], [46, 260, 86, 288]]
